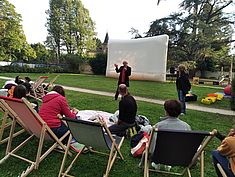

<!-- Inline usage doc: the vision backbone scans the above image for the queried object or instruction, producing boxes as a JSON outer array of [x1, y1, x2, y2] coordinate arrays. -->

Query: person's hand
[[98, 115, 106, 124], [57, 114, 63, 119], [114, 64, 118, 67], [72, 108, 79, 114]]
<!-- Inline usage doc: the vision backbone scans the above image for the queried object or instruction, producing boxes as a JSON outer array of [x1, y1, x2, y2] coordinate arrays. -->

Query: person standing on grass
[[39, 85, 78, 143], [109, 84, 137, 136], [176, 64, 191, 115], [114, 60, 131, 100]]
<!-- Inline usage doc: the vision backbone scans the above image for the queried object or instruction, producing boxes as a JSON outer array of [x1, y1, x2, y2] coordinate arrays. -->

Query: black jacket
[[119, 94, 137, 124], [176, 73, 191, 95], [115, 66, 131, 87]]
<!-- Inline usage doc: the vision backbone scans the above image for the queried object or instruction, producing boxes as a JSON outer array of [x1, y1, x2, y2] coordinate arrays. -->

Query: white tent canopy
[[106, 35, 169, 82]]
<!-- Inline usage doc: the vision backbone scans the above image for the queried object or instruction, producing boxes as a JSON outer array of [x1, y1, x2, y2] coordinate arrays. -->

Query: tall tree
[[147, 0, 234, 76], [46, 0, 64, 63], [46, 0, 96, 62], [0, 0, 36, 61], [31, 43, 50, 63]]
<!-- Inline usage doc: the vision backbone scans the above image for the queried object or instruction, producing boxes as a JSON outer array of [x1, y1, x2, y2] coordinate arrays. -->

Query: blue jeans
[[177, 90, 186, 114], [212, 150, 235, 177], [51, 122, 69, 144]]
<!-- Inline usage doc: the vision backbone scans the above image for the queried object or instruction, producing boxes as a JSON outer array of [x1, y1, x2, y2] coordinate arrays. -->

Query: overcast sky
[[8, 0, 182, 44]]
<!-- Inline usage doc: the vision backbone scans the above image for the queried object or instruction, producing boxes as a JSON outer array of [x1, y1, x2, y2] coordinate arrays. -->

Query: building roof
[[103, 32, 109, 44]]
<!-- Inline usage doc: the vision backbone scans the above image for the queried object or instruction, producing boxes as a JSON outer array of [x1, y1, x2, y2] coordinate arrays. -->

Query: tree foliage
[[46, 0, 96, 63], [89, 53, 107, 75], [0, 0, 36, 61], [147, 0, 235, 76], [31, 43, 50, 63]]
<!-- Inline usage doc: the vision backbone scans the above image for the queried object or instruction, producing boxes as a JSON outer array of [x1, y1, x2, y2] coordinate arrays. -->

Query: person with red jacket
[[39, 85, 78, 143], [114, 60, 131, 100]]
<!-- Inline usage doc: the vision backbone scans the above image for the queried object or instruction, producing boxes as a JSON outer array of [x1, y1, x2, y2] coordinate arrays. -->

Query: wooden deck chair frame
[[43, 75, 59, 91], [0, 101, 25, 144], [217, 163, 228, 177], [0, 96, 71, 177], [58, 118, 125, 177], [30, 76, 48, 100], [144, 128, 217, 177]]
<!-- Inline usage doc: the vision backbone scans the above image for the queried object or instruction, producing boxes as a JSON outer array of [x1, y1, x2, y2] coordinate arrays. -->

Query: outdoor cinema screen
[[106, 34, 169, 82]]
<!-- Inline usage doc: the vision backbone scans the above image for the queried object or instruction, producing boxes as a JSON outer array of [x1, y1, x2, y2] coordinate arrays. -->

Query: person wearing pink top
[[39, 85, 78, 143]]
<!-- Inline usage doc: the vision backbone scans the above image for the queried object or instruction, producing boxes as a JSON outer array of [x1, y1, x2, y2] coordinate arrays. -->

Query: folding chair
[[0, 101, 25, 144], [0, 96, 70, 177], [43, 75, 59, 91], [58, 118, 125, 177], [30, 76, 48, 100], [217, 163, 228, 177], [144, 128, 217, 177]]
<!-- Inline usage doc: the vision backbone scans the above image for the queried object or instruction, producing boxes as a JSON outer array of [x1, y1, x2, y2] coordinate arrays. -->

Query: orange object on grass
[[207, 93, 218, 97]]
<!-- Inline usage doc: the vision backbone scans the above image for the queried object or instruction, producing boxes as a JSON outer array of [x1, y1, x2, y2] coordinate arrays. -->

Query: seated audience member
[[39, 85, 78, 143], [212, 127, 235, 177], [139, 100, 191, 169], [109, 84, 137, 136], [15, 75, 24, 85], [13, 85, 27, 99], [22, 76, 33, 94], [13, 85, 39, 112], [3, 80, 17, 90], [155, 99, 191, 130], [150, 99, 191, 154]]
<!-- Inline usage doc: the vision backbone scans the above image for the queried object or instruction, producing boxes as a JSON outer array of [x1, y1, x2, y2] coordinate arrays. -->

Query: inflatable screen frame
[[106, 34, 169, 82]]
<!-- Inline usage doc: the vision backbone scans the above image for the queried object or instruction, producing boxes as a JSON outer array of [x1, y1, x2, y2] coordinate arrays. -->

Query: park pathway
[[1, 76, 234, 116]]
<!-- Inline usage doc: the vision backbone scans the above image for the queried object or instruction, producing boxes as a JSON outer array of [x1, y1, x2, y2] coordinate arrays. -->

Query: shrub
[[231, 77, 235, 111], [89, 53, 107, 75], [62, 54, 81, 73], [0, 65, 66, 73]]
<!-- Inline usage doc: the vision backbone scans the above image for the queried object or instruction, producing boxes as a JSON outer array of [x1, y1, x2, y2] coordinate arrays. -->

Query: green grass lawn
[[0, 90, 234, 177], [0, 73, 231, 110]]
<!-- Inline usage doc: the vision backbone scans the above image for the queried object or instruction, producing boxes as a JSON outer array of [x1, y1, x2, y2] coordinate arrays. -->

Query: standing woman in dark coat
[[114, 60, 131, 100], [176, 64, 191, 115]]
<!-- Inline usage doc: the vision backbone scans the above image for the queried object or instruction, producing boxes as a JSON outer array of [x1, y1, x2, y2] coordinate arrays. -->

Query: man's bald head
[[118, 84, 128, 96], [123, 60, 128, 67]]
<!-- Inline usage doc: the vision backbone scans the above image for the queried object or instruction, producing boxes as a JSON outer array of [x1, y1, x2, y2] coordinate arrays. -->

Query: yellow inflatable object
[[216, 94, 223, 101], [201, 98, 212, 104], [209, 97, 217, 103], [201, 97, 217, 104]]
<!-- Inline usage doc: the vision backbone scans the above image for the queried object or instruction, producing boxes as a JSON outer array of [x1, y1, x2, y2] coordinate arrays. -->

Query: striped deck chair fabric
[[58, 118, 125, 177], [0, 96, 70, 177]]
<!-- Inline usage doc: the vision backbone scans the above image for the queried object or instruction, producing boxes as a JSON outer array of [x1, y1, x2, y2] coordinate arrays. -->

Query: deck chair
[[0, 101, 25, 144], [58, 118, 125, 177], [144, 128, 217, 177], [30, 76, 48, 100], [0, 96, 70, 177], [43, 75, 59, 91], [217, 163, 228, 177]]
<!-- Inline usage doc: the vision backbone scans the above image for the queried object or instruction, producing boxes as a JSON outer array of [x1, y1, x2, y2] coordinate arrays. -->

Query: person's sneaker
[[164, 165, 171, 172], [151, 162, 160, 170], [180, 113, 185, 116]]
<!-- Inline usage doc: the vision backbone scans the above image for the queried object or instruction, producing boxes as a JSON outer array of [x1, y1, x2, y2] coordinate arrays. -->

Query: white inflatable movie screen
[[106, 35, 169, 82]]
